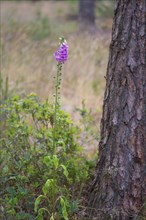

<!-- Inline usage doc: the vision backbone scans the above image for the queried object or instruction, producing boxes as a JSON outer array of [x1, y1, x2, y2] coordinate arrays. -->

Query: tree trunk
[[89, 0, 146, 219], [79, 0, 95, 25]]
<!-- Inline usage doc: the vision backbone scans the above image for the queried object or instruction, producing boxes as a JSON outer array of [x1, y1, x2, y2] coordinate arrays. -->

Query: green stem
[[52, 62, 62, 213], [53, 62, 62, 152]]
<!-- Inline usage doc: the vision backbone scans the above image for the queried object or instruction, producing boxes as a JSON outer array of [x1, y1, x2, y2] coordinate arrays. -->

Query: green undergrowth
[[0, 92, 95, 220]]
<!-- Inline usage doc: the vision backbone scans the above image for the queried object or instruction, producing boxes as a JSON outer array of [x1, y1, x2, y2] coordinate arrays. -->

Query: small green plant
[[0, 73, 11, 140], [76, 99, 100, 145], [29, 11, 51, 41], [0, 72, 9, 102], [96, 1, 114, 18]]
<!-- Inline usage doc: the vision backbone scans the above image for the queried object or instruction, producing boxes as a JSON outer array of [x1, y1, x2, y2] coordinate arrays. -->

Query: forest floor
[[1, 1, 113, 158]]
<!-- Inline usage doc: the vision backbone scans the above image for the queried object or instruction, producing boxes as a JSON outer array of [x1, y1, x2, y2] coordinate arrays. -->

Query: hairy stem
[[53, 62, 62, 152]]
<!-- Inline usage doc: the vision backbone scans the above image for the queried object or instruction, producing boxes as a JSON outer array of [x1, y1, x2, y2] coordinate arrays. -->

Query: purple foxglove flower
[[54, 42, 69, 63]]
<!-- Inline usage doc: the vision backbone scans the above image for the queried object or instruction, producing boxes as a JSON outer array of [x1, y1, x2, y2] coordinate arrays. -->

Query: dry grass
[[1, 1, 113, 156]]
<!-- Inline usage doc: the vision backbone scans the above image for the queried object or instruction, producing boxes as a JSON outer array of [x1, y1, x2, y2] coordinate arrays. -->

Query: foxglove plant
[[33, 37, 89, 220], [53, 37, 69, 151]]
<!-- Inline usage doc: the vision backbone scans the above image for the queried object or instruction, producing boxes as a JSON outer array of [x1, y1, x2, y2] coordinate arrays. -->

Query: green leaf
[[42, 179, 53, 196], [60, 197, 69, 220], [37, 211, 43, 220], [52, 155, 59, 169], [50, 214, 54, 220], [34, 195, 46, 212], [57, 140, 66, 150], [37, 208, 50, 220], [6, 187, 17, 196], [43, 155, 51, 167], [60, 165, 69, 179], [17, 186, 28, 195], [44, 155, 59, 169], [70, 201, 78, 213]]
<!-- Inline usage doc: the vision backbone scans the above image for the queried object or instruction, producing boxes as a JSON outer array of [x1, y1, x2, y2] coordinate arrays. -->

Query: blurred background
[[1, 0, 114, 155]]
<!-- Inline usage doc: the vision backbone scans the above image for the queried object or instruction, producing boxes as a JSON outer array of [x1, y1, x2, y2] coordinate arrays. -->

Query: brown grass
[[1, 1, 113, 156]]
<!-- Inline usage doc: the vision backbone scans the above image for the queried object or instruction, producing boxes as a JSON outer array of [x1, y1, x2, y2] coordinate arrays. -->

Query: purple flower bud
[[54, 42, 69, 63]]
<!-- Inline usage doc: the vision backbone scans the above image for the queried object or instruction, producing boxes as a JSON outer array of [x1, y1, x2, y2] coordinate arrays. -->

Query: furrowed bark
[[89, 0, 146, 219]]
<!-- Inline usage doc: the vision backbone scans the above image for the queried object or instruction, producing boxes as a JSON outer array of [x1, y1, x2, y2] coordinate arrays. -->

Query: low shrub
[[0, 93, 90, 219]]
